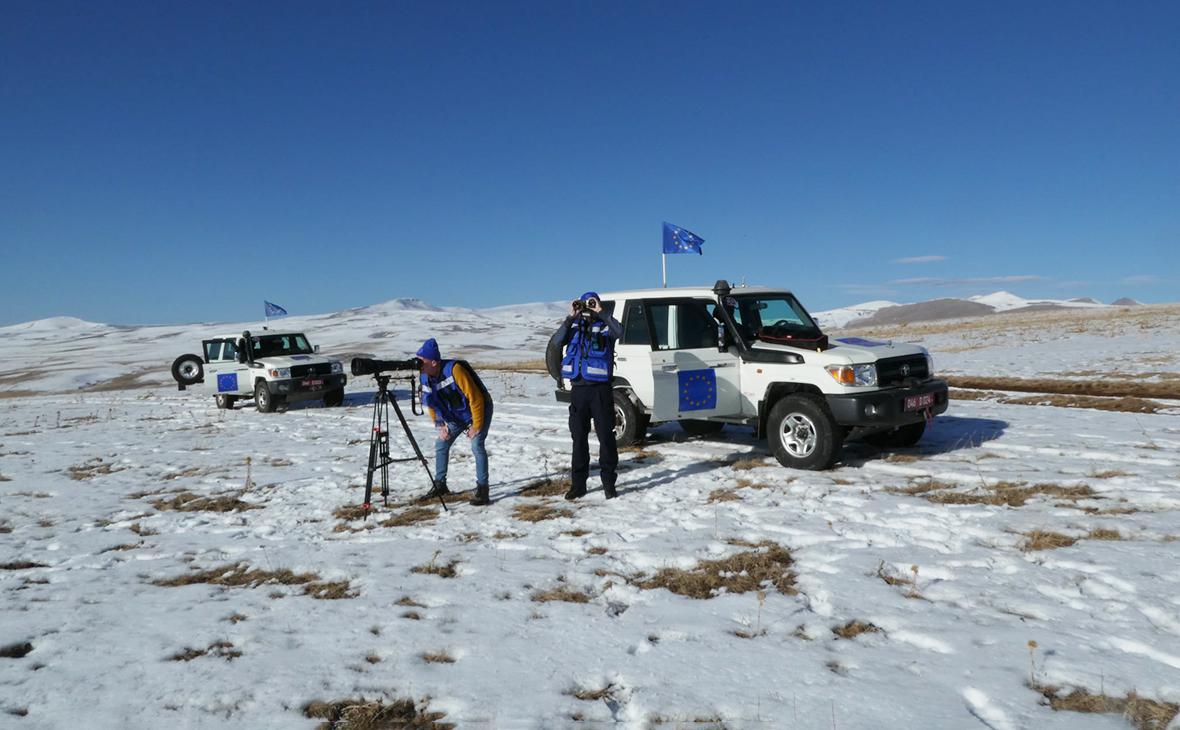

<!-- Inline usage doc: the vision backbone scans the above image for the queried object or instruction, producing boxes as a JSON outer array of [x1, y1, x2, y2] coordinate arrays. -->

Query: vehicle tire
[[679, 419, 725, 437], [214, 394, 236, 410], [612, 390, 644, 447], [323, 388, 345, 407], [254, 381, 275, 413], [767, 394, 842, 470], [865, 421, 926, 448], [544, 337, 564, 383], [171, 354, 204, 386]]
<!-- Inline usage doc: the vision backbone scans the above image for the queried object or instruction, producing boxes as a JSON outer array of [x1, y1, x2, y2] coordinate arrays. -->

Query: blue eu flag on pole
[[264, 301, 288, 317], [663, 222, 705, 255]]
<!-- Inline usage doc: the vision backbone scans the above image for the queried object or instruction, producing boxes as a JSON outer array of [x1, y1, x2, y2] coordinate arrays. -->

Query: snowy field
[[3, 300, 1180, 729]]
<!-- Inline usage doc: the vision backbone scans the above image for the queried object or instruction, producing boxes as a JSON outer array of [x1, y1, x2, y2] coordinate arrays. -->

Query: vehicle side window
[[222, 340, 237, 361], [203, 341, 220, 362], [648, 301, 718, 350], [621, 301, 650, 346]]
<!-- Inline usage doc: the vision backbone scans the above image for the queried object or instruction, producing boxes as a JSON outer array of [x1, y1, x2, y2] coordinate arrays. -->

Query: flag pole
[[662, 253, 667, 288]]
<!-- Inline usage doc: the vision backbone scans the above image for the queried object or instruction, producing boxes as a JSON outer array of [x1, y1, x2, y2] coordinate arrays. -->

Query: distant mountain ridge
[[812, 291, 1142, 329]]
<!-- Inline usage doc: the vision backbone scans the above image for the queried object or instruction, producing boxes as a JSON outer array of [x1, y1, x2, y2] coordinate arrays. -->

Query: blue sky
[[2, 1, 1176, 326]]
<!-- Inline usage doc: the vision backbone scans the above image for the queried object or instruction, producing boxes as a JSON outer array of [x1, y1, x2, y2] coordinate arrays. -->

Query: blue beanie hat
[[416, 337, 441, 361], [580, 291, 600, 302]]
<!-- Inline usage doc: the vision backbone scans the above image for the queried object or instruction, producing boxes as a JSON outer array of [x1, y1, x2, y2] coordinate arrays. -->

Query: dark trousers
[[569, 382, 618, 492]]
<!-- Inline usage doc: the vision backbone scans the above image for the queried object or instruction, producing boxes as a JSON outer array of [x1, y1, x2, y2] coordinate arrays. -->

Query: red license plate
[[303, 379, 324, 387], [904, 393, 935, 412]]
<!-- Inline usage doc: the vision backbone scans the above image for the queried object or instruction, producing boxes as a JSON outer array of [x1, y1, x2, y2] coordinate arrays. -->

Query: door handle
[[660, 365, 677, 372]]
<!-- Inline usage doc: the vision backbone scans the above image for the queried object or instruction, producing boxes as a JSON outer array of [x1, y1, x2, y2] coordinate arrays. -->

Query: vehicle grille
[[291, 363, 332, 379], [876, 355, 929, 387]]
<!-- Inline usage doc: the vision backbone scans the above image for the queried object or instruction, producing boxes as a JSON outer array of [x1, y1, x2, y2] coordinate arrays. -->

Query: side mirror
[[717, 323, 728, 353], [314, 345, 320, 353]]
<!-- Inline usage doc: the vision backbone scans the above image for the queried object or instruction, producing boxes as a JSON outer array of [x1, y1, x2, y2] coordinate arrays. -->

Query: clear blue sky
[[2, 1, 1176, 326]]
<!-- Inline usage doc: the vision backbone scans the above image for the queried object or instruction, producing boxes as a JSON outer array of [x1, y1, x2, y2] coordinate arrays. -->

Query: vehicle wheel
[[214, 394, 236, 410], [254, 381, 275, 413], [544, 337, 564, 383], [865, 421, 926, 448], [171, 354, 204, 386], [323, 388, 345, 407], [612, 390, 644, 447], [767, 394, 842, 470], [679, 419, 725, 437]]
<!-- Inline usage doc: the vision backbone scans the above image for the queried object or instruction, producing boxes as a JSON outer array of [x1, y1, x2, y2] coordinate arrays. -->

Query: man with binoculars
[[550, 291, 624, 500], [416, 338, 494, 506]]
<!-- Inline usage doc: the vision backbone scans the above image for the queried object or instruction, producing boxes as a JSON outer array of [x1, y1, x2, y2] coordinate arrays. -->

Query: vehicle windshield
[[719, 293, 823, 344], [251, 334, 313, 358]]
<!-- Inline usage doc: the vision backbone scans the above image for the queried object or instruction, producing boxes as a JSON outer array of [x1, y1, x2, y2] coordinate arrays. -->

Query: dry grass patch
[[949, 388, 1002, 401], [1090, 469, 1131, 479], [129, 522, 159, 536], [421, 651, 454, 664], [632, 542, 796, 599], [169, 640, 241, 662], [410, 554, 459, 579], [512, 503, 573, 522], [492, 530, 524, 540], [587, 546, 608, 555], [531, 585, 593, 603], [892, 480, 1097, 508], [731, 457, 765, 471], [151, 491, 260, 513], [98, 542, 142, 554], [395, 596, 425, 608], [477, 359, 546, 372], [884, 454, 923, 463], [567, 683, 615, 701], [380, 506, 439, 527], [153, 562, 356, 599], [519, 476, 571, 497], [1030, 682, 1179, 730], [735, 477, 775, 490], [707, 488, 741, 503], [947, 375, 1180, 402], [562, 529, 590, 537], [1086, 528, 1123, 541], [333, 504, 369, 522], [832, 620, 882, 640], [1, 561, 49, 570], [162, 466, 205, 481], [1021, 530, 1078, 552], [303, 697, 453, 730], [67, 458, 124, 480]]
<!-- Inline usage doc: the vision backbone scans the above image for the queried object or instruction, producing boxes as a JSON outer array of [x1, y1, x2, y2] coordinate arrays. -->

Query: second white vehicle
[[171, 330, 347, 412]]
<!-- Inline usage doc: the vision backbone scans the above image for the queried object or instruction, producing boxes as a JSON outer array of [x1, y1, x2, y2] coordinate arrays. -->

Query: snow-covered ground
[[3, 300, 1180, 729]]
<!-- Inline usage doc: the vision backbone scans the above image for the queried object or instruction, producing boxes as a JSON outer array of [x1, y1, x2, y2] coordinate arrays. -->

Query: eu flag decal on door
[[678, 369, 717, 411]]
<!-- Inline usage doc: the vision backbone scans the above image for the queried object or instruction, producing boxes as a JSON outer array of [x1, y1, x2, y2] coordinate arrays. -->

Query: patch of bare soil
[[632, 542, 796, 599], [1030, 682, 1178, 730], [303, 697, 454, 730], [153, 563, 356, 599]]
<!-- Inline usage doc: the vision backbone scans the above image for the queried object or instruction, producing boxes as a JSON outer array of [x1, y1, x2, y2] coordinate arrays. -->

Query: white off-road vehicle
[[171, 330, 347, 412], [549, 281, 948, 470]]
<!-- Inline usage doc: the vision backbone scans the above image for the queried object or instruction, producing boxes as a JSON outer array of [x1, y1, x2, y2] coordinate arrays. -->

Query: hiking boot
[[469, 483, 490, 506], [604, 485, 618, 500], [422, 480, 450, 499], [564, 486, 587, 501]]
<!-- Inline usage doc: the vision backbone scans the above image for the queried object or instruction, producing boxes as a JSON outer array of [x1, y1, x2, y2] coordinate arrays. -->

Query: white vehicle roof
[[597, 284, 796, 300], [209, 330, 308, 340]]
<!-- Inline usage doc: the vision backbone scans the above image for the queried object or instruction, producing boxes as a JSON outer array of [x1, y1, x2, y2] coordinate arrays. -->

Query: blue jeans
[[434, 408, 491, 487]]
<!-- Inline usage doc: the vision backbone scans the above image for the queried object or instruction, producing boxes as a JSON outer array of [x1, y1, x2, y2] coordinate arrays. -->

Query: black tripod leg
[[389, 395, 448, 512]]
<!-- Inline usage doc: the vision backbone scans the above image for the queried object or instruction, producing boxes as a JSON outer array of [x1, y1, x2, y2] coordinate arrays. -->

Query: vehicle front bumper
[[825, 379, 948, 427], [267, 374, 347, 401]]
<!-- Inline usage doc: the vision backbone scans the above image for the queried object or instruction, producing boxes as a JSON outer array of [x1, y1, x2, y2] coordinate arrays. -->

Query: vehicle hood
[[750, 336, 927, 364], [252, 354, 338, 368]]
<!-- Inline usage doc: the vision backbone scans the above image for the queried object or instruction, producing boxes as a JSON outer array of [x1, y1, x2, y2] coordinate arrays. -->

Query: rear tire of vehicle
[[767, 394, 842, 470], [613, 390, 644, 448], [171, 354, 204, 386], [255, 382, 275, 413], [323, 388, 345, 407], [214, 394, 236, 410], [865, 420, 926, 448], [679, 419, 725, 437], [544, 337, 564, 383]]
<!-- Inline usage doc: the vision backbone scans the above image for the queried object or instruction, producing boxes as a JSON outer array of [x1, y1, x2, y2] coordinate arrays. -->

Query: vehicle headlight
[[825, 363, 878, 387], [268, 367, 291, 379], [331, 362, 343, 374]]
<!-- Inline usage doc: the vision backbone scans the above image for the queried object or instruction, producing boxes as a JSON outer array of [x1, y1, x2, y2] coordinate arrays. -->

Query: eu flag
[[264, 301, 288, 317], [678, 368, 717, 411], [663, 222, 705, 255]]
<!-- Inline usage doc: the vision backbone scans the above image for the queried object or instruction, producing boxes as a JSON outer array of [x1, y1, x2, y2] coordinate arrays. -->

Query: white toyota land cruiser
[[170, 330, 347, 412], [549, 281, 948, 470]]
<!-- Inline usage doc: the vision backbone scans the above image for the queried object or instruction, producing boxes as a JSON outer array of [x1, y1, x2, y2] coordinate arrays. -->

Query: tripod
[[364, 374, 448, 515]]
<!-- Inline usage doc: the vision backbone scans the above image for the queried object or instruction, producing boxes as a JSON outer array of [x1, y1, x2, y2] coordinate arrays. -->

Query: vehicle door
[[202, 339, 250, 394], [613, 298, 656, 406], [648, 298, 742, 421]]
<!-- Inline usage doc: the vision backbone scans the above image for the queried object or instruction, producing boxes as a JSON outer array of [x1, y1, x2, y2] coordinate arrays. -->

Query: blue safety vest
[[561, 319, 614, 383], [420, 361, 486, 426]]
